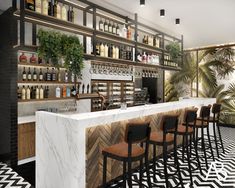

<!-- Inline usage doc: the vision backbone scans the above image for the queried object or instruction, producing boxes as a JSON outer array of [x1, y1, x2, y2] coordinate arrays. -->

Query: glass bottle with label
[[57, 69, 61, 82], [115, 46, 119, 59], [35, 0, 41, 13], [61, 4, 67, 21], [100, 43, 105, 57], [104, 20, 108, 32], [99, 18, 104, 31], [56, 2, 61, 19], [27, 67, 32, 81], [108, 21, 112, 33], [26, 86, 31, 100], [64, 70, 68, 82], [66, 87, 71, 97], [112, 23, 116, 35], [39, 85, 44, 99], [33, 68, 37, 81], [51, 67, 56, 81], [45, 68, 51, 81], [104, 43, 109, 58], [116, 24, 120, 36], [36, 86, 39, 99], [62, 85, 66, 98], [42, 0, 48, 15], [19, 52, 27, 63], [30, 53, 37, 63], [55, 86, 61, 98], [39, 68, 43, 81], [22, 67, 27, 81], [21, 86, 26, 100]]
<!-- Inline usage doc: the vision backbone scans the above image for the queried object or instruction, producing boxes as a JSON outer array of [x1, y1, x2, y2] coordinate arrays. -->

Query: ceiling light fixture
[[175, 18, 180, 25], [160, 9, 165, 17], [140, 0, 145, 7]]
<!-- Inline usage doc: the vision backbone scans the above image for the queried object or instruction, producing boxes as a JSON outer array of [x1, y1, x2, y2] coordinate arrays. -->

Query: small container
[[56, 86, 61, 98]]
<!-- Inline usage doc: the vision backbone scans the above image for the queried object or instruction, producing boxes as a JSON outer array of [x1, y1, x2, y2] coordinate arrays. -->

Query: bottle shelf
[[18, 97, 75, 103], [137, 42, 164, 54], [18, 62, 67, 69], [18, 81, 79, 85], [14, 9, 94, 36], [76, 93, 100, 100]]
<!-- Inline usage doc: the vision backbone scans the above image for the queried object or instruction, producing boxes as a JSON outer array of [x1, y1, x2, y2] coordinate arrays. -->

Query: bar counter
[[36, 98, 215, 188]]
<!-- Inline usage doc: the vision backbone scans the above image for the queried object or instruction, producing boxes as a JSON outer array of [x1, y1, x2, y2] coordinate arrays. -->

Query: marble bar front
[[36, 98, 215, 188]]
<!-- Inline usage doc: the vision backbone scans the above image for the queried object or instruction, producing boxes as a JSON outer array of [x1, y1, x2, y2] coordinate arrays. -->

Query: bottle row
[[137, 52, 160, 65], [18, 85, 77, 100], [96, 42, 134, 61], [142, 35, 161, 48], [21, 67, 73, 82], [25, 0, 75, 22]]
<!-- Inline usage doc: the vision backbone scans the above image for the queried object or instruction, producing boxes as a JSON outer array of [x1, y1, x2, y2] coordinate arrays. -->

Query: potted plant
[[165, 42, 181, 64]]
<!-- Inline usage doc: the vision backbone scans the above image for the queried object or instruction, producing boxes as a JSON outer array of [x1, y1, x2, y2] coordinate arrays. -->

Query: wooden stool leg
[[186, 135, 193, 185], [153, 145, 157, 183], [123, 161, 127, 188], [128, 160, 132, 188], [207, 126, 215, 161], [145, 153, 152, 188], [194, 128, 202, 174], [182, 135, 186, 162], [213, 121, 219, 157], [102, 155, 107, 188], [217, 123, 225, 153], [201, 128, 208, 169], [163, 144, 169, 188], [139, 158, 143, 188]]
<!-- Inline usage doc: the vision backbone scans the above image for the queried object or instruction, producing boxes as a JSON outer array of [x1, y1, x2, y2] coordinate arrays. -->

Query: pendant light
[[175, 18, 180, 25], [140, 0, 145, 7], [160, 9, 165, 17]]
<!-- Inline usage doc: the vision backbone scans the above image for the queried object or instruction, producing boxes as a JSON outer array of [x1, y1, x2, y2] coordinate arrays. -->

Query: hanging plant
[[61, 34, 84, 77], [37, 29, 84, 77], [165, 42, 181, 63], [37, 29, 62, 67]]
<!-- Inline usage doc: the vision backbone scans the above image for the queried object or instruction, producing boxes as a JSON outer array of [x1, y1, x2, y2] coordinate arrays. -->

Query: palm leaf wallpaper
[[165, 47, 235, 125]]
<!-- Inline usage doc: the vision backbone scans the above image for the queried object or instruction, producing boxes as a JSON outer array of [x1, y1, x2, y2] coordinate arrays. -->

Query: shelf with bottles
[[18, 84, 77, 103], [18, 97, 75, 103], [136, 50, 161, 66]]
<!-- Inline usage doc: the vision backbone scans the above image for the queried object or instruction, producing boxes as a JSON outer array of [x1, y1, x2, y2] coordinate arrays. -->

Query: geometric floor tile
[[107, 126, 235, 188], [0, 163, 32, 188]]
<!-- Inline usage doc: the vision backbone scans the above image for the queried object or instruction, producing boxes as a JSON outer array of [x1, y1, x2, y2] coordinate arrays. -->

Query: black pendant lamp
[[160, 9, 165, 17], [175, 18, 180, 25], [140, 0, 145, 7]]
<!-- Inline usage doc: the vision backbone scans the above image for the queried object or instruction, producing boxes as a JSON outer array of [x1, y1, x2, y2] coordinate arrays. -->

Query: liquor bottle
[[56, 2, 61, 19], [77, 84, 80, 94], [55, 86, 61, 98], [122, 24, 127, 38], [127, 26, 131, 40], [99, 18, 104, 31], [153, 36, 156, 47], [62, 85, 66, 98], [33, 68, 37, 81], [71, 73, 75, 83], [22, 67, 27, 81], [48, 0, 53, 16], [61, 4, 67, 21], [39, 68, 43, 81], [51, 67, 56, 81], [25, 0, 35, 11], [82, 84, 85, 94], [87, 84, 90, 94], [30, 53, 37, 63], [116, 24, 120, 36], [66, 87, 71, 97], [39, 85, 44, 99], [108, 44, 113, 58], [21, 86, 26, 100], [112, 45, 116, 59], [27, 67, 32, 81], [68, 6, 74, 22], [57, 69, 61, 81], [64, 70, 68, 82], [19, 52, 27, 63], [104, 20, 108, 32], [112, 23, 116, 35], [115, 46, 119, 59], [26, 86, 31, 100], [146, 35, 149, 45], [36, 86, 39, 99], [53, 0, 58, 18], [96, 43, 100, 56], [17, 87, 22, 99], [104, 43, 108, 58], [42, 0, 48, 15], [35, 0, 41, 13], [100, 43, 105, 57], [108, 21, 112, 33], [30, 86, 34, 99], [71, 86, 76, 96], [44, 86, 49, 98], [45, 68, 51, 81]]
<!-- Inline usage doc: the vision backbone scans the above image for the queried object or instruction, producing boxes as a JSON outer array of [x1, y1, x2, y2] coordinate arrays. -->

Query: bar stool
[[177, 108, 202, 185], [102, 121, 152, 188], [209, 103, 225, 157], [194, 105, 214, 169], [149, 114, 183, 188]]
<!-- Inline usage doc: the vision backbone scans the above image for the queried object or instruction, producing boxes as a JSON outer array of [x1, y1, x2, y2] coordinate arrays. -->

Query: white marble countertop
[[18, 115, 36, 124]]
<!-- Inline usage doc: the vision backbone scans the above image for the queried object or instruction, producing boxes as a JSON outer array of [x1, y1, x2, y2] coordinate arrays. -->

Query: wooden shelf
[[18, 62, 67, 69], [18, 81, 79, 85], [137, 42, 164, 54], [77, 93, 100, 100], [18, 97, 75, 103]]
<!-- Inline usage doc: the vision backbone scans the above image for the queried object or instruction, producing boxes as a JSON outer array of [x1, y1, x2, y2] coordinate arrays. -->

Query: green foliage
[[37, 29, 84, 77], [165, 42, 181, 63]]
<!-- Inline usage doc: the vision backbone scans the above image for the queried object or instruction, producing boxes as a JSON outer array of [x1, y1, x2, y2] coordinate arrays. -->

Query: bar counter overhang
[[36, 98, 215, 188]]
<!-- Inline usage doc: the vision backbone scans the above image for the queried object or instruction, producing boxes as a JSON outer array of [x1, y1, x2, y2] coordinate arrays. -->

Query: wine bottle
[[35, 0, 41, 13], [104, 20, 108, 32], [44, 86, 49, 98], [19, 52, 27, 63], [57, 69, 61, 81], [25, 0, 35, 11], [100, 43, 105, 57], [108, 44, 113, 58], [36, 86, 39, 99], [22, 67, 27, 81], [42, 0, 48, 15], [55, 86, 61, 98], [33, 68, 37, 81], [48, 0, 53, 16], [51, 67, 56, 81], [39, 68, 43, 81], [104, 43, 108, 58], [116, 24, 120, 36], [56, 2, 61, 19], [27, 67, 32, 81], [108, 21, 112, 33], [67, 6, 74, 22], [64, 70, 68, 82], [61, 4, 67, 21], [87, 84, 90, 94], [30, 86, 34, 99], [115, 46, 119, 59], [122, 24, 127, 38], [112, 23, 116, 35], [26, 86, 31, 100], [96, 43, 100, 56], [45, 68, 51, 81], [112, 45, 116, 59], [82, 84, 85, 94], [39, 85, 44, 99], [21, 86, 26, 100], [17, 87, 22, 99], [99, 18, 104, 31], [53, 0, 58, 18]]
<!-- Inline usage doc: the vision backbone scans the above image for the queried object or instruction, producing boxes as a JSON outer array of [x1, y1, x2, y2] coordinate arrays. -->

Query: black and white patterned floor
[[107, 127, 235, 188], [0, 163, 32, 188]]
